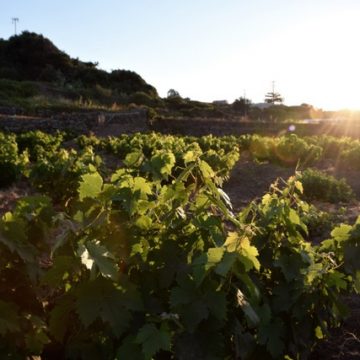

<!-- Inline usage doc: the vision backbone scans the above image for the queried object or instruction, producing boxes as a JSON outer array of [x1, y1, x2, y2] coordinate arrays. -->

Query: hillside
[[1, 32, 359, 124], [0, 32, 159, 110]]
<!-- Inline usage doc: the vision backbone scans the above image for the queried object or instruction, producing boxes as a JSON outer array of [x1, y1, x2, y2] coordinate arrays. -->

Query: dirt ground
[[224, 151, 360, 209]]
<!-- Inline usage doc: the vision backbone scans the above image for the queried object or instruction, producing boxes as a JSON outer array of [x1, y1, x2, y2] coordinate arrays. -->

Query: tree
[[232, 97, 251, 116], [167, 89, 180, 98], [265, 91, 283, 104], [264, 81, 284, 104]]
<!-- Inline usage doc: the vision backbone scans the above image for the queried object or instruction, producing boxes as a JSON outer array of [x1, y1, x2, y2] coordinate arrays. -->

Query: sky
[[1, 0, 360, 110]]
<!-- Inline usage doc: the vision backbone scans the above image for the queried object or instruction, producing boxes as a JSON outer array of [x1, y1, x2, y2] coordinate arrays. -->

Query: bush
[[304, 136, 352, 160], [249, 135, 275, 161], [29, 147, 102, 202], [274, 134, 322, 166], [0, 169, 358, 359], [341, 143, 360, 170], [247, 134, 322, 166], [298, 168, 353, 203], [128, 91, 158, 107], [17, 130, 64, 161], [0, 133, 27, 188]]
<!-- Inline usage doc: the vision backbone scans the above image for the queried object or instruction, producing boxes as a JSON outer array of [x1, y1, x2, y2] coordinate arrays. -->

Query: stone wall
[[0, 109, 149, 135], [1, 108, 360, 138], [153, 117, 360, 138]]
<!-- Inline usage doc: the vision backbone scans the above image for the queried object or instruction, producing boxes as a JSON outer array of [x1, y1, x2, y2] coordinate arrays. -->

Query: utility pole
[[243, 89, 247, 117], [12, 17, 19, 35]]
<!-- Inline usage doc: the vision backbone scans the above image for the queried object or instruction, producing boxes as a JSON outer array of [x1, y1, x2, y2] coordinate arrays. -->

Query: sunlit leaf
[[78, 172, 103, 200]]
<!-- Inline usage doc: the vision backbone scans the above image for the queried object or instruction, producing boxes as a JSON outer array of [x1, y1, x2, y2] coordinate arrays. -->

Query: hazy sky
[[1, 0, 360, 110]]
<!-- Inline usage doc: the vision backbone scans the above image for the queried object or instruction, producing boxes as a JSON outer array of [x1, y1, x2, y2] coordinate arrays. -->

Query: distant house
[[212, 100, 228, 106]]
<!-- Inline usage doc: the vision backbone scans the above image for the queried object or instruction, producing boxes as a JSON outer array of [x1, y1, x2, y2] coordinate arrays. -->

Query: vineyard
[[0, 131, 359, 359]]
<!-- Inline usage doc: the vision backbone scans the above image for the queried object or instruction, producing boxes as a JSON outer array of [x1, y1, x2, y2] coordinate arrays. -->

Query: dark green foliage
[[275, 134, 322, 166], [78, 132, 240, 185], [0, 32, 158, 109], [299, 168, 353, 203], [128, 91, 160, 107], [0, 131, 358, 359], [341, 143, 360, 170], [302, 205, 335, 241], [29, 147, 102, 202], [237, 178, 359, 359], [232, 97, 251, 115], [248, 134, 322, 166], [17, 130, 64, 161], [0, 78, 38, 101], [0, 133, 27, 188], [304, 135, 353, 159], [0, 164, 358, 358], [303, 135, 360, 171]]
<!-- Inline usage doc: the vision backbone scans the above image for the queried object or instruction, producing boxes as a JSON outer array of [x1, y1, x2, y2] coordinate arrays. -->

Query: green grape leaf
[[344, 238, 360, 274], [149, 151, 176, 179], [207, 247, 225, 265], [81, 240, 119, 281], [0, 213, 37, 263], [193, 247, 224, 286], [215, 251, 237, 277], [25, 316, 50, 354], [42, 255, 75, 286], [205, 290, 227, 321], [262, 193, 272, 206], [289, 208, 301, 226], [238, 238, 260, 271], [258, 318, 285, 358], [305, 263, 323, 285], [331, 224, 352, 242], [117, 335, 144, 360], [170, 284, 196, 307], [295, 180, 303, 194], [132, 177, 152, 196], [135, 215, 153, 230], [123, 151, 143, 167], [135, 323, 171, 360], [111, 168, 127, 183], [327, 270, 348, 290], [0, 300, 19, 335], [224, 232, 241, 252], [181, 300, 209, 332], [199, 160, 215, 178], [76, 278, 131, 337], [315, 326, 324, 339], [183, 150, 197, 164], [49, 295, 74, 342], [78, 172, 103, 200]]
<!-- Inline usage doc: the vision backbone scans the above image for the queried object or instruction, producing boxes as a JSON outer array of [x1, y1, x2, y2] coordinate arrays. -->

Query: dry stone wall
[[0, 109, 149, 135], [1, 107, 360, 138], [153, 117, 360, 138]]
